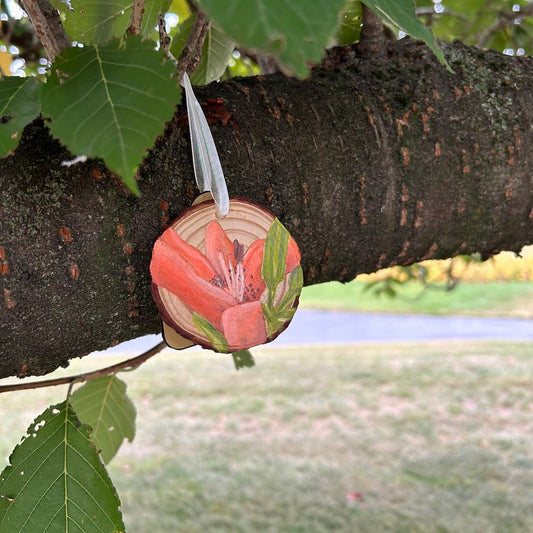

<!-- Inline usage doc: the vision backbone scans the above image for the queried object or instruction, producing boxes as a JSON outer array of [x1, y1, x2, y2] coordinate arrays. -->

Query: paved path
[[270, 310, 533, 346], [94, 310, 533, 356]]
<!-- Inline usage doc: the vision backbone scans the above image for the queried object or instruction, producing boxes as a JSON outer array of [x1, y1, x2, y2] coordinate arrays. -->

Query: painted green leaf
[[365, 0, 450, 68], [71, 375, 136, 464], [170, 15, 235, 85], [193, 313, 229, 352], [232, 349, 255, 370], [0, 401, 125, 533], [197, 0, 346, 76], [41, 36, 179, 195], [276, 265, 303, 312], [262, 302, 296, 337], [261, 218, 290, 295], [0, 77, 40, 158]]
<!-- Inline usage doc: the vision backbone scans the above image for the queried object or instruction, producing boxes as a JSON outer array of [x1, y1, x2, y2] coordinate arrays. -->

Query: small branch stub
[[20, 0, 70, 61]]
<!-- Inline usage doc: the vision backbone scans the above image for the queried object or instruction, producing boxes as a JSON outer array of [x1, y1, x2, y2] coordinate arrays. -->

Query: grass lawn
[[300, 280, 533, 317], [1, 341, 532, 532]]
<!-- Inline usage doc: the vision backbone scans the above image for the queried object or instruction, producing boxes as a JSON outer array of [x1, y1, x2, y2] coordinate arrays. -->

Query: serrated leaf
[[0, 401, 124, 533], [170, 15, 235, 85], [41, 36, 179, 194], [62, 0, 131, 43], [232, 349, 255, 369], [193, 312, 230, 352], [261, 218, 290, 294], [0, 78, 40, 158], [71, 375, 136, 464], [56, 0, 173, 44], [365, 0, 450, 69], [197, 0, 346, 77], [142, 0, 173, 37]]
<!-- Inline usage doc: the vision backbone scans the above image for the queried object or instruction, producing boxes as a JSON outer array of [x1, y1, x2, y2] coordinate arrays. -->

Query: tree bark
[[1, 39, 532, 378]]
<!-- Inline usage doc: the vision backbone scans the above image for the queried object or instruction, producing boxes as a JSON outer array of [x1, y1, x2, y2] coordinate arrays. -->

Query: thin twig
[[19, 0, 70, 61], [158, 14, 171, 52], [358, 5, 384, 58], [476, 4, 533, 48], [177, 10, 210, 82], [0, 341, 167, 394], [128, 0, 146, 36]]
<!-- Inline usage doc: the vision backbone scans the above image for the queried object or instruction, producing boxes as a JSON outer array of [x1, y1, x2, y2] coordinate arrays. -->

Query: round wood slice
[[151, 197, 301, 352]]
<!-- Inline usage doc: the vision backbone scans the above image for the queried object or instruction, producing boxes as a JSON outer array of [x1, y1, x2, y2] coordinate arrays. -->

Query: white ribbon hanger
[[181, 72, 230, 217]]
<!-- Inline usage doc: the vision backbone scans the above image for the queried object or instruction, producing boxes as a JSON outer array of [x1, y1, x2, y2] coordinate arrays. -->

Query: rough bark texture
[[1, 39, 533, 378]]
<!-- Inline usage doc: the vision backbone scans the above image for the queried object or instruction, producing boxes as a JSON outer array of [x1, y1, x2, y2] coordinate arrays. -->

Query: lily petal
[[151, 239, 236, 330], [286, 237, 301, 274], [241, 239, 266, 301], [160, 227, 216, 281], [205, 220, 237, 280], [221, 300, 268, 351]]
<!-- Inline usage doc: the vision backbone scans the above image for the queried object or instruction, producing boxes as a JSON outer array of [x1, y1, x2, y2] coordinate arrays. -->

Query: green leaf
[[197, 0, 346, 76], [53, 0, 171, 42], [61, 0, 131, 43], [41, 36, 179, 195], [0, 78, 40, 158], [142, 0, 173, 37], [0, 401, 124, 533], [364, 0, 450, 69], [170, 15, 235, 85], [261, 218, 290, 296], [337, 0, 363, 46], [232, 349, 255, 370], [71, 375, 136, 464], [193, 313, 230, 352]]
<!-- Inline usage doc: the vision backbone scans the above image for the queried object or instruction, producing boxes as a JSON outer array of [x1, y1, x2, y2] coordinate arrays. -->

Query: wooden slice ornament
[[151, 196, 302, 352], [150, 74, 302, 353]]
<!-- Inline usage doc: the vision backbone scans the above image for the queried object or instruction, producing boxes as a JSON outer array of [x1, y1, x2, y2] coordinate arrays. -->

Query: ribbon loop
[[181, 73, 230, 217]]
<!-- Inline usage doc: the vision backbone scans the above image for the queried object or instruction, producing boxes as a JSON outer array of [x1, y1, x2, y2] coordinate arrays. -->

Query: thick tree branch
[[1, 39, 533, 379], [19, 0, 70, 61]]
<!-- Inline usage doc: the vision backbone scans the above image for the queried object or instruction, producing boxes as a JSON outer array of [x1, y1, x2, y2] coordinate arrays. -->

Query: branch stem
[[177, 10, 210, 81], [128, 0, 146, 36], [0, 341, 167, 394], [19, 0, 70, 61], [359, 5, 384, 58]]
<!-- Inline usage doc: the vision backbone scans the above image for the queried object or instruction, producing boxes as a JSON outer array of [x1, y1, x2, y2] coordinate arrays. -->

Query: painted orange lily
[[151, 220, 300, 351]]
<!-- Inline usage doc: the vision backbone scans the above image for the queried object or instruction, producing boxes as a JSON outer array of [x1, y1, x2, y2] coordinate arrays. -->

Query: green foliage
[[197, 0, 346, 76], [171, 15, 235, 85], [366, 0, 450, 68], [0, 401, 124, 533], [0, 78, 40, 157], [41, 37, 179, 194], [53, 0, 171, 43], [416, 0, 533, 56], [59, 0, 132, 44], [71, 375, 136, 464], [337, 0, 363, 46]]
